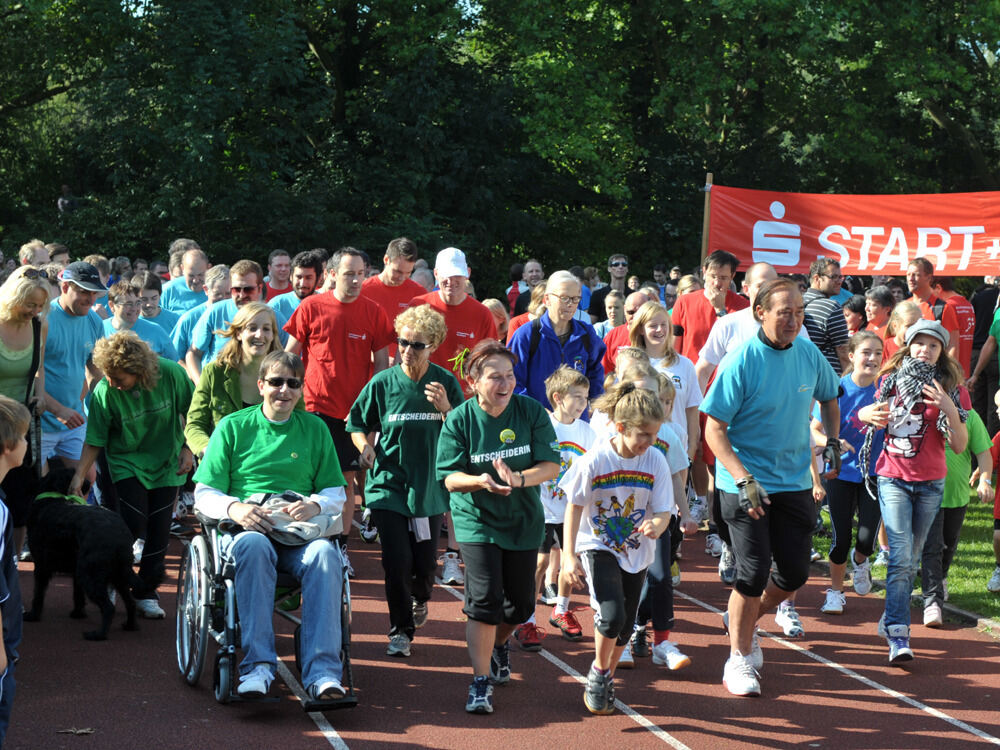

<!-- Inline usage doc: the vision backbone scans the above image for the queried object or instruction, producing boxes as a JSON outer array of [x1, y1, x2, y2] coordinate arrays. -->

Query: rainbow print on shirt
[[546, 440, 590, 501], [590, 470, 655, 553]]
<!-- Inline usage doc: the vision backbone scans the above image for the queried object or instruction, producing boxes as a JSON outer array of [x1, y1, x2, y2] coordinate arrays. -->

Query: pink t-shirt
[[874, 382, 947, 481]]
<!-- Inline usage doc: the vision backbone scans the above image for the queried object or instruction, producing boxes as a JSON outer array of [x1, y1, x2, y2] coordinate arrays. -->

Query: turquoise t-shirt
[[42, 301, 104, 432], [143, 307, 180, 336], [269, 292, 304, 346], [701, 333, 839, 493], [160, 278, 208, 314], [191, 299, 238, 365], [171, 301, 208, 359], [102, 317, 179, 360]]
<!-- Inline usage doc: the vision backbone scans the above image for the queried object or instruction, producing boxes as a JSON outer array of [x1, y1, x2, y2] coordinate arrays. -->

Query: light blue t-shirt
[[160, 277, 207, 314], [269, 291, 305, 346], [171, 301, 208, 358], [191, 299, 239, 365], [142, 307, 179, 336], [42, 301, 104, 432], [102, 317, 179, 361], [701, 333, 839, 493]]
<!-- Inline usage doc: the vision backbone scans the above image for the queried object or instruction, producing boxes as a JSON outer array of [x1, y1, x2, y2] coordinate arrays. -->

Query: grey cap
[[904, 318, 949, 348]]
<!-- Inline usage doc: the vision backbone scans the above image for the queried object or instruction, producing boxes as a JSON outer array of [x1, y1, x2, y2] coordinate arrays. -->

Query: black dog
[[22, 469, 138, 640]]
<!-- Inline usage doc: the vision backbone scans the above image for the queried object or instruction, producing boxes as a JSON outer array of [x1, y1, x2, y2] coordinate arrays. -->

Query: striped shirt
[[802, 288, 849, 375]]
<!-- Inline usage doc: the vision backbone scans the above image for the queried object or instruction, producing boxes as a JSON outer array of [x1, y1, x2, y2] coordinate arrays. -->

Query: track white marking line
[[675, 589, 1000, 745], [437, 578, 690, 749]]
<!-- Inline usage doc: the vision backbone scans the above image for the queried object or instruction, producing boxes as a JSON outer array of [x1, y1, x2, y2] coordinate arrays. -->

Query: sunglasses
[[609, 261, 628, 268], [23, 269, 50, 280], [263, 376, 303, 389], [398, 338, 428, 351], [232, 285, 257, 294]]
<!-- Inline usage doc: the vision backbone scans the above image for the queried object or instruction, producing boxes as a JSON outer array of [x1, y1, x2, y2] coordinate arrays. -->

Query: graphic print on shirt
[[544, 440, 588, 503], [884, 399, 929, 459], [590, 470, 654, 553]]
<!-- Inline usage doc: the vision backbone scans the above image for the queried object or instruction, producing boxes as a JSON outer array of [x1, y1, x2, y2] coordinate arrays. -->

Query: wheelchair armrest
[[193, 509, 243, 535]]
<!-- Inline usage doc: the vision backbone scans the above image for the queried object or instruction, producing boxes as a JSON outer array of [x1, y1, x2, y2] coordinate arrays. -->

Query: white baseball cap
[[435, 247, 470, 278]]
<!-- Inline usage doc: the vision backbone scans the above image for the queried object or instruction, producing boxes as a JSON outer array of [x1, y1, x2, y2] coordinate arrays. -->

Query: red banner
[[707, 184, 1000, 276]]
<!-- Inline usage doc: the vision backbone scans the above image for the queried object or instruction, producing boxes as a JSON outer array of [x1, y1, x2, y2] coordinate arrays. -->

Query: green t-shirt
[[85, 358, 194, 489], [194, 407, 346, 500], [436, 394, 559, 551], [347, 363, 464, 518], [943, 408, 991, 508]]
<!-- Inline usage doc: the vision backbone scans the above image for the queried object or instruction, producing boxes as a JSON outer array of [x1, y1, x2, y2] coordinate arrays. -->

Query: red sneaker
[[549, 611, 584, 641], [514, 622, 543, 651]]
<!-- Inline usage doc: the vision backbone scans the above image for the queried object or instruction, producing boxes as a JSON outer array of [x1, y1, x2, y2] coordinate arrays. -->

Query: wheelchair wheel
[[214, 653, 233, 704], [175, 536, 211, 686]]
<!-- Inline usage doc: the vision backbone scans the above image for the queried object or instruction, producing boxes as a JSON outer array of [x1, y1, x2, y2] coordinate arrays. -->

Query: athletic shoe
[[810, 547, 822, 562], [359, 507, 379, 544], [490, 641, 511, 684], [237, 664, 274, 698], [584, 665, 615, 715], [721, 612, 764, 671], [877, 612, 888, 639], [539, 583, 558, 606], [412, 599, 428, 629], [873, 548, 889, 567], [651, 640, 691, 670], [705, 533, 724, 557], [820, 589, 846, 615], [616, 642, 635, 669], [630, 626, 650, 658], [466, 675, 494, 714], [309, 677, 346, 700], [387, 633, 411, 657], [132, 538, 145, 565], [687, 494, 709, 524], [775, 603, 805, 637], [923, 601, 943, 628], [718, 543, 736, 585], [851, 552, 873, 596], [181, 490, 195, 509], [988, 566, 1000, 593], [136, 598, 165, 619], [671, 560, 681, 587], [942, 578, 949, 602], [440, 552, 464, 585], [722, 652, 761, 697], [549, 611, 584, 641], [888, 636, 914, 664], [514, 622, 542, 651]]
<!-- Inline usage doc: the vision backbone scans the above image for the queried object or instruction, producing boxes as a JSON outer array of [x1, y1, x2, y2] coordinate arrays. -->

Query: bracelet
[[518, 471, 525, 488], [980, 476, 992, 486]]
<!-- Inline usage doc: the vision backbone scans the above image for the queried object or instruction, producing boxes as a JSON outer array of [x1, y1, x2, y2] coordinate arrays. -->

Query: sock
[[525, 612, 536, 625], [592, 662, 610, 676], [778, 600, 792, 612], [555, 596, 570, 615], [653, 629, 670, 645], [447, 547, 459, 555], [697, 494, 706, 504]]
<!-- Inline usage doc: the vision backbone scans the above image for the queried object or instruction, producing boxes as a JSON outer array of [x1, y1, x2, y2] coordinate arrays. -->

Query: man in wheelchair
[[193, 350, 348, 701]]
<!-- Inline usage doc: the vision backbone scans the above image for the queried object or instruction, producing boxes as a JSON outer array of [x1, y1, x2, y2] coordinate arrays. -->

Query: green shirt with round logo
[[347, 363, 464, 518], [436, 394, 559, 550], [194, 406, 345, 500]]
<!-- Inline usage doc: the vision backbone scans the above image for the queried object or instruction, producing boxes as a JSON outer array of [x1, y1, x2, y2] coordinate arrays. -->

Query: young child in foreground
[[0, 395, 30, 744], [560, 381, 675, 715]]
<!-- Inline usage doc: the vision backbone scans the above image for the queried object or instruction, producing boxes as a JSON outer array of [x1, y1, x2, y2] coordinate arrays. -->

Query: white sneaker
[[651, 640, 691, 670], [687, 495, 709, 524], [616, 642, 635, 669], [774, 604, 804, 637], [387, 633, 411, 657], [705, 533, 724, 557], [132, 538, 145, 565], [721, 611, 763, 670], [820, 589, 846, 615], [718, 543, 736, 585], [988, 566, 1000, 593], [136, 598, 165, 619], [851, 552, 873, 596], [723, 652, 761, 696], [238, 664, 274, 698], [440, 552, 464, 585], [923, 601, 943, 628], [309, 677, 345, 700]]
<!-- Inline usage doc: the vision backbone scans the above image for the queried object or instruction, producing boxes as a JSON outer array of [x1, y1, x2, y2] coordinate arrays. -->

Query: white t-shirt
[[540, 414, 598, 523], [699, 307, 810, 367], [648, 353, 701, 446], [654, 421, 689, 476], [560, 435, 675, 573]]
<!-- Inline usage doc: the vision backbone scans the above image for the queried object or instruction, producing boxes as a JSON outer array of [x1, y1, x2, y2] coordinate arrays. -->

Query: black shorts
[[459, 542, 537, 626], [539, 523, 563, 554], [312, 413, 360, 473], [720, 488, 814, 598]]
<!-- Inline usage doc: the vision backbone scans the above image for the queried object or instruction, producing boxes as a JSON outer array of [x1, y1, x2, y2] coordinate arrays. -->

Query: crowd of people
[[0, 233, 997, 733]]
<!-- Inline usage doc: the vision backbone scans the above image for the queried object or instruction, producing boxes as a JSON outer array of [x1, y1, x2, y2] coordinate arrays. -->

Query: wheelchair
[[175, 511, 358, 711]]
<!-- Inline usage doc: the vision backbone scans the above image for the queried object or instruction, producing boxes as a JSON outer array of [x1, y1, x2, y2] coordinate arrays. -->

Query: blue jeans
[[877, 476, 944, 636], [227, 532, 344, 688]]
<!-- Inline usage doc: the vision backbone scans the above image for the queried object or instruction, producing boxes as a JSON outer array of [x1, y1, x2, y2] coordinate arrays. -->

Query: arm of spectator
[[695, 357, 715, 395], [284, 335, 302, 355], [68, 443, 101, 498], [704, 415, 749, 483], [835, 344, 850, 375], [968, 335, 996, 387], [351, 431, 375, 470], [973, 449, 995, 504], [193, 483, 243, 521], [85, 358, 103, 394], [372, 346, 389, 374], [185, 348, 204, 381], [947, 329, 960, 362]]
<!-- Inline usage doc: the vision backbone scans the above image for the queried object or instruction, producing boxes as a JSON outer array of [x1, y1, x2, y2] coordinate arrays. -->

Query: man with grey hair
[[509, 270, 605, 409], [600, 289, 652, 374], [160, 240, 208, 313]]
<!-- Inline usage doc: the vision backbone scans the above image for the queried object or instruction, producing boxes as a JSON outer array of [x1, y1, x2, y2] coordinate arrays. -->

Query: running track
[[9, 523, 1000, 749]]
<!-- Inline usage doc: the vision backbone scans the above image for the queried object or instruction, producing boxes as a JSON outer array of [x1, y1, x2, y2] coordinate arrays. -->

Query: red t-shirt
[[362, 275, 426, 356], [942, 293, 975, 376], [913, 293, 961, 350], [284, 294, 394, 419], [866, 321, 889, 340], [506, 312, 531, 344], [265, 281, 293, 302], [601, 324, 632, 374], [409, 292, 498, 394], [671, 290, 750, 363]]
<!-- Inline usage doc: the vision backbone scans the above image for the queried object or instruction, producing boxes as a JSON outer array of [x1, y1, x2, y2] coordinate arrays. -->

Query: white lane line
[[675, 589, 1000, 745], [437, 578, 691, 749], [276, 617, 351, 750]]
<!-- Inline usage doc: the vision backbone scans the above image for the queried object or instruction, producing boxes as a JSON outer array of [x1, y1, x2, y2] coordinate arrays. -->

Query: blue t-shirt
[[160, 277, 207, 314], [102, 317, 179, 361], [142, 307, 179, 336], [191, 299, 239, 365], [42, 301, 104, 432], [171, 301, 208, 359], [811, 374, 884, 484], [269, 291, 304, 346], [701, 333, 839, 493]]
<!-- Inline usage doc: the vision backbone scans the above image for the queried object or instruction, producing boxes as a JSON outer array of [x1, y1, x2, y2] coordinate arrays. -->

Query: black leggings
[[114, 477, 177, 600], [921, 505, 968, 606], [371, 509, 443, 640], [826, 478, 881, 565], [582, 550, 647, 646], [635, 517, 682, 632]]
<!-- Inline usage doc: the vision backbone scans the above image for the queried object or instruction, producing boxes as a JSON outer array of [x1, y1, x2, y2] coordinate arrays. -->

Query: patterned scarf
[[859, 355, 967, 499]]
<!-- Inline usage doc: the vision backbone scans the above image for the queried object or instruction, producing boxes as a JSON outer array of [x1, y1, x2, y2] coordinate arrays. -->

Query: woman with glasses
[[347, 304, 464, 658], [185, 302, 284, 458]]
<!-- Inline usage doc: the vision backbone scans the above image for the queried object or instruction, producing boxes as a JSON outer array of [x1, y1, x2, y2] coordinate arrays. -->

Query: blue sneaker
[[490, 640, 511, 684], [888, 636, 914, 664], [466, 675, 494, 713]]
